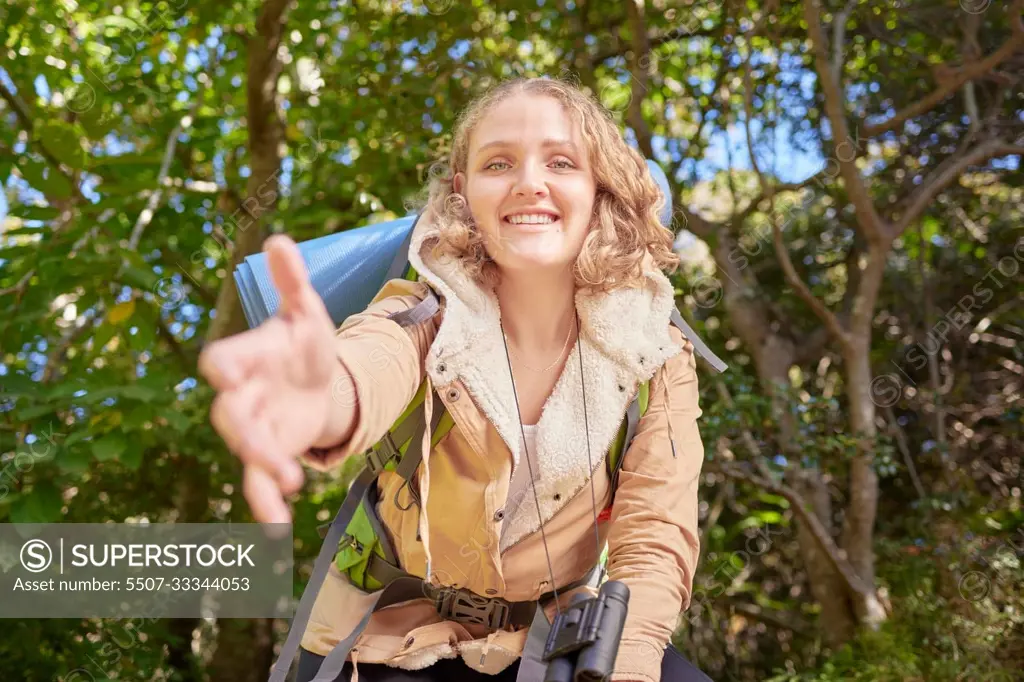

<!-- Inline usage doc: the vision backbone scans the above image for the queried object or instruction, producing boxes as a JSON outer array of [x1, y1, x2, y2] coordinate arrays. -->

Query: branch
[[742, 48, 765, 189], [126, 72, 214, 251], [803, 0, 887, 246], [831, 0, 856, 86], [670, 4, 732, 189], [861, 1, 1024, 138], [714, 381, 774, 481], [716, 462, 881, 605], [559, 0, 599, 95], [890, 139, 1024, 239], [792, 326, 832, 365], [722, 596, 812, 635], [40, 314, 102, 383], [590, 21, 717, 66], [0, 80, 72, 185], [625, 0, 654, 160], [203, 0, 291, 344], [173, 178, 225, 194], [677, 203, 713, 240], [156, 315, 194, 369], [739, 1, 777, 188], [771, 205, 851, 347], [881, 405, 927, 500], [735, 173, 824, 227], [0, 269, 34, 298], [839, 232, 864, 318]]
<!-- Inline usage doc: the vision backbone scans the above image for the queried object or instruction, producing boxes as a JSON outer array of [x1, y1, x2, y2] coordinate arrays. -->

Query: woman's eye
[[551, 159, 575, 169], [485, 161, 510, 171]]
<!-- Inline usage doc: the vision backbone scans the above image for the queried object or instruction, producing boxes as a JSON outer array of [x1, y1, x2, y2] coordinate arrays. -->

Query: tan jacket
[[299, 210, 706, 682]]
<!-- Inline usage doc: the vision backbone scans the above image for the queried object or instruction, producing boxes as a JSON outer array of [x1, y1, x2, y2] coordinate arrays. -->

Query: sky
[[0, 26, 828, 232]]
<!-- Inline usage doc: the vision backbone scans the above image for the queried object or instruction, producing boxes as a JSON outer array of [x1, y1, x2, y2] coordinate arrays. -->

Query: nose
[[512, 161, 548, 198]]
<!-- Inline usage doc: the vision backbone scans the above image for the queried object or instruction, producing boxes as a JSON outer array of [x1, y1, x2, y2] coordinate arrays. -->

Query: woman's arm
[[604, 325, 705, 682], [302, 278, 441, 470]]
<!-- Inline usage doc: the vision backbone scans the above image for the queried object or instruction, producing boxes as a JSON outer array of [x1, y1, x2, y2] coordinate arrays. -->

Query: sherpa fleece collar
[[406, 209, 684, 551]]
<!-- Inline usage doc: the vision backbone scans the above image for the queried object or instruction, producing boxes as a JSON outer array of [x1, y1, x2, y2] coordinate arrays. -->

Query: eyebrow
[[474, 138, 580, 156]]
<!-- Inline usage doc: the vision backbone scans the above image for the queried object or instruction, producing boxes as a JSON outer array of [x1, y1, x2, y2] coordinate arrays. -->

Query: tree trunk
[[162, 453, 212, 680], [789, 468, 856, 647], [208, 619, 276, 682], [840, 343, 880, 592], [712, 235, 859, 647], [166, 618, 204, 682], [204, 0, 292, 677], [198, 0, 291, 678], [837, 327, 887, 628]]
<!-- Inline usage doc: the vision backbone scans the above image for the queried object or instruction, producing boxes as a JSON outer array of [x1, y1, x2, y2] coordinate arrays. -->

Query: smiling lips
[[503, 211, 561, 227]]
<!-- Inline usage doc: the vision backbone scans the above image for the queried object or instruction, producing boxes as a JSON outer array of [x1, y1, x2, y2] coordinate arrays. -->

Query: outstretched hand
[[199, 234, 344, 524]]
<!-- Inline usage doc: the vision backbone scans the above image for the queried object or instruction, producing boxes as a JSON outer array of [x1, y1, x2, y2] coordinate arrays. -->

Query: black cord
[[576, 309, 604, 588], [499, 310, 602, 618]]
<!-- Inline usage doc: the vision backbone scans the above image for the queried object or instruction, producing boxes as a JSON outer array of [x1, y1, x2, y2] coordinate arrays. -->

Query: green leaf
[[65, 83, 105, 134], [120, 384, 160, 401], [0, 156, 13, 185], [122, 266, 160, 291], [18, 158, 73, 199], [755, 511, 784, 525], [95, 14, 146, 32], [92, 433, 127, 461], [74, 386, 122, 405], [0, 374, 36, 396], [15, 404, 56, 421], [163, 409, 191, 433], [122, 404, 153, 431], [11, 205, 59, 222], [38, 121, 87, 171], [128, 322, 156, 352], [756, 492, 790, 508], [120, 443, 143, 471], [10, 483, 64, 524], [62, 430, 90, 448], [93, 322, 119, 352], [58, 445, 93, 475]]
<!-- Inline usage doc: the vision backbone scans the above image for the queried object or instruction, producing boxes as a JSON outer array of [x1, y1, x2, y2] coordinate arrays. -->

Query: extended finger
[[243, 464, 291, 524], [265, 234, 319, 320]]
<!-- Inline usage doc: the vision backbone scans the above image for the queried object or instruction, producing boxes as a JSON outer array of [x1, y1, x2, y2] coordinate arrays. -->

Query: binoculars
[[542, 579, 630, 682]]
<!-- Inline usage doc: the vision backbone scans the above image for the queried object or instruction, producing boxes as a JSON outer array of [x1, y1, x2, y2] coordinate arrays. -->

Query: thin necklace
[[500, 316, 576, 373]]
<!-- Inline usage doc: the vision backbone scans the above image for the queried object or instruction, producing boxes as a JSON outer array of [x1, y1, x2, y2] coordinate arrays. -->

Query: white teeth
[[506, 214, 557, 225]]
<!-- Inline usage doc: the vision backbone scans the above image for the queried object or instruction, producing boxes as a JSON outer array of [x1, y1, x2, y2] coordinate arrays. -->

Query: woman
[[200, 77, 714, 682]]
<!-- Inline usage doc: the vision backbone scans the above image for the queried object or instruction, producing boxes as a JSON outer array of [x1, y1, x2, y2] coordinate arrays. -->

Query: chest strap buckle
[[434, 586, 512, 630]]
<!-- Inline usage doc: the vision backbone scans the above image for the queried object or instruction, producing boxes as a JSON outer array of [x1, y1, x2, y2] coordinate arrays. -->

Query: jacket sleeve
[[606, 324, 705, 682], [301, 278, 441, 472]]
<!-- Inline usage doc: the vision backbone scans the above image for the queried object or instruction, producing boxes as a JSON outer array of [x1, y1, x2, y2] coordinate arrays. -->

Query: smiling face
[[453, 93, 597, 276]]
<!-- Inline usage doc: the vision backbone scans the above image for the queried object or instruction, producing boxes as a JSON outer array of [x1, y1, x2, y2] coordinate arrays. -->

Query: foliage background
[[1, 0, 1022, 680]]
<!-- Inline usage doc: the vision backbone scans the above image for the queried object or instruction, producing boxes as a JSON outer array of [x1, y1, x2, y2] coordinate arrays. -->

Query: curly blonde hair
[[411, 76, 680, 294]]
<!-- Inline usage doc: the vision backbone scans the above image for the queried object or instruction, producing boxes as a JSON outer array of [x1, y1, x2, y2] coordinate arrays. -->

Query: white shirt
[[501, 424, 539, 537]]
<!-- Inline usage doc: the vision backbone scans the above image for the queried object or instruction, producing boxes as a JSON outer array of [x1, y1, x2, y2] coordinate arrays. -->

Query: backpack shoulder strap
[[670, 306, 728, 373], [385, 283, 440, 328], [604, 380, 649, 513]]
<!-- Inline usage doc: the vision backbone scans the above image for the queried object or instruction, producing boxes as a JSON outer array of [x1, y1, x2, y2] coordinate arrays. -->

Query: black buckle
[[543, 597, 603, 660], [365, 432, 400, 476], [435, 586, 512, 630]]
